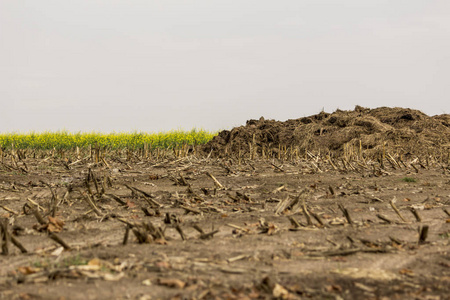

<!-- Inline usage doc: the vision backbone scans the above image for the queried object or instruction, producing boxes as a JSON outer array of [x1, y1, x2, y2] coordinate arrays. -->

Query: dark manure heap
[[204, 106, 450, 160]]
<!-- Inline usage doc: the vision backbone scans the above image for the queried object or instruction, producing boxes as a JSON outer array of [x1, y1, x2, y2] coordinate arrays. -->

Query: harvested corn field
[[1, 107, 450, 300]]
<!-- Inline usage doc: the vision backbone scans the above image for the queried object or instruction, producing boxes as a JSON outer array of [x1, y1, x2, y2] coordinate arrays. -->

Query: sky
[[1, 0, 449, 133]]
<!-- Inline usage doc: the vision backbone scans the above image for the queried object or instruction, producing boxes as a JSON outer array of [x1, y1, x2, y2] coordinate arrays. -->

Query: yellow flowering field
[[0, 129, 217, 150]]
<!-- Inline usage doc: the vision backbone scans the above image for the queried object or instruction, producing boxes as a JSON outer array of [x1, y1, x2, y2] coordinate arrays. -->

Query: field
[[1, 108, 450, 300], [0, 130, 216, 150]]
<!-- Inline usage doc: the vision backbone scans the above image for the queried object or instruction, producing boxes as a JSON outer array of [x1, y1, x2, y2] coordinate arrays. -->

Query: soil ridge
[[203, 106, 450, 158]]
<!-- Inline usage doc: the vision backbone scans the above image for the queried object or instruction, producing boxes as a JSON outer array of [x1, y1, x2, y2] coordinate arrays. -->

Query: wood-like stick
[[206, 172, 225, 189], [409, 207, 422, 222], [49, 233, 71, 250], [389, 198, 407, 222]]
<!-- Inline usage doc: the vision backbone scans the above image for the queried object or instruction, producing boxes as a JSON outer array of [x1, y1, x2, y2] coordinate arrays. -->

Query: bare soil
[[1, 155, 449, 300], [1, 107, 450, 299]]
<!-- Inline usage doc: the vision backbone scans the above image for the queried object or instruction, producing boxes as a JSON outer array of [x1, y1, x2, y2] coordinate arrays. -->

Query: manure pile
[[204, 106, 450, 159]]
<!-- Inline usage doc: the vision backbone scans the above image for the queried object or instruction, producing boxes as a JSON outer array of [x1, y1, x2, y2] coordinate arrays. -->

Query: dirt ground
[[1, 153, 449, 300]]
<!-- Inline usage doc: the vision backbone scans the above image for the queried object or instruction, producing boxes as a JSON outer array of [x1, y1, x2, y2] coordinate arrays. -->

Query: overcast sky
[[1, 1, 449, 133]]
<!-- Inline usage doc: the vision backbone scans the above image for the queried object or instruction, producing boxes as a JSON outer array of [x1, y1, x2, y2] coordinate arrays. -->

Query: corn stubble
[[0, 120, 449, 298]]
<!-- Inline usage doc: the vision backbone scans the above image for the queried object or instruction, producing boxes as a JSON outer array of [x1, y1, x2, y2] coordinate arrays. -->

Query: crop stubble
[[0, 107, 450, 299]]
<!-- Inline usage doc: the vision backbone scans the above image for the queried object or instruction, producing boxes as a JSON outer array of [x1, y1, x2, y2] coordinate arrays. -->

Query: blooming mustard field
[[0, 130, 216, 150]]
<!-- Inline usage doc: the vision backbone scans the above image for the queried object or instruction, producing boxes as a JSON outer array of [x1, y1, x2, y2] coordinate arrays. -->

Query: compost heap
[[203, 106, 450, 159]]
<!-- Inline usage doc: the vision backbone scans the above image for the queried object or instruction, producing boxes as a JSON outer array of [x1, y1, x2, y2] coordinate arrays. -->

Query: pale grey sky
[[1, 1, 449, 132]]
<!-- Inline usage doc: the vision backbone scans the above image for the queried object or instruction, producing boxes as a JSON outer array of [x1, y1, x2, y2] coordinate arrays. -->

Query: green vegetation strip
[[401, 177, 417, 183], [0, 130, 217, 150]]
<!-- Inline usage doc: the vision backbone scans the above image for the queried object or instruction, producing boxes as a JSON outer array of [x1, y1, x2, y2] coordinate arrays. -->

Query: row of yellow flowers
[[0, 130, 217, 150]]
